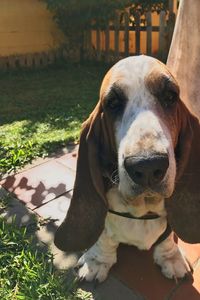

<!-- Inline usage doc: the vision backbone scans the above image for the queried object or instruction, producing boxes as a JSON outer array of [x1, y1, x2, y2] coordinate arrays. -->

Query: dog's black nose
[[124, 154, 169, 186]]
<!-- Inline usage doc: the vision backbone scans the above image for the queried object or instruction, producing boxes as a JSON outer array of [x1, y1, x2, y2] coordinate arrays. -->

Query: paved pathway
[[1, 145, 200, 300]]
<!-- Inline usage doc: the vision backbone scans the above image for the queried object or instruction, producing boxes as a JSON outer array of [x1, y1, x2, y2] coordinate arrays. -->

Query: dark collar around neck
[[108, 209, 161, 220]]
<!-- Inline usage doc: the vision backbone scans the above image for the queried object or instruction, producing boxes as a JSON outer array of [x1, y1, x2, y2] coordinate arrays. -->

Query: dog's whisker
[[110, 169, 119, 185]]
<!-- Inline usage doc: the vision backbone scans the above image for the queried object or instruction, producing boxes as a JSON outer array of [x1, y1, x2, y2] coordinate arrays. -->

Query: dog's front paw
[[154, 247, 190, 280], [77, 254, 111, 283]]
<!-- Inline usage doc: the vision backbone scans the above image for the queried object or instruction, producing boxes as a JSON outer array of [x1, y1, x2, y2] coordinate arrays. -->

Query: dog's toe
[[77, 255, 110, 283], [154, 248, 190, 280]]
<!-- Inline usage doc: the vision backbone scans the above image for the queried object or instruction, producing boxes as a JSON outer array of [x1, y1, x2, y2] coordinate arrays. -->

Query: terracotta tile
[[1, 145, 79, 181], [80, 275, 145, 300], [56, 151, 78, 172], [1, 161, 75, 209], [34, 192, 72, 226], [1, 156, 53, 180], [111, 244, 184, 300], [177, 239, 200, 266], [172, 260, 200, 299]]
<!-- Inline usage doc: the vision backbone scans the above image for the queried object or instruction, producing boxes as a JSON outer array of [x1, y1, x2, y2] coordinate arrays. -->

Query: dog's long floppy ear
[[166, 102, 200, 243], [54, 102, 117, 252]]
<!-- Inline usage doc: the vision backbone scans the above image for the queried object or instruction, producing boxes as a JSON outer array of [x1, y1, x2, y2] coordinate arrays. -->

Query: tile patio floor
[[1, 145, 200, 300]]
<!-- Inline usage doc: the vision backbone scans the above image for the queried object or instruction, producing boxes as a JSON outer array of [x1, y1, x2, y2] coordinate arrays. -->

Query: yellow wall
[[0, 0, 64, 57]]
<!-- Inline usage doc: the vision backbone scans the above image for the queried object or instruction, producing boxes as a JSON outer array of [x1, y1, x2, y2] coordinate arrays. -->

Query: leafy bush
[[43, 0, 169, 56]]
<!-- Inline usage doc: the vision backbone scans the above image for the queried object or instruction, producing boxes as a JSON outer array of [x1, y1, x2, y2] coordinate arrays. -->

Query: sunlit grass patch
[[0, 63, 108, 175], [0, 196, 92, 300]]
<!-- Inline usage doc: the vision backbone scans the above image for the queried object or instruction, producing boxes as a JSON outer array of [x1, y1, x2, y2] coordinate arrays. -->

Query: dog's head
[[55, 56, 200, 252]]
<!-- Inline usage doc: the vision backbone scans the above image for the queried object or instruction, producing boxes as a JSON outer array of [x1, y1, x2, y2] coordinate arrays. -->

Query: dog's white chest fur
[[105, 187, 167, 250], [105, 214, 167, 250], [78, 187, 189, 283]]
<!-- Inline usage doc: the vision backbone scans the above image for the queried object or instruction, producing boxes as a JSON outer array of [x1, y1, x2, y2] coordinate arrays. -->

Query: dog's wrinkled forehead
[[100, 55, 178, 101]]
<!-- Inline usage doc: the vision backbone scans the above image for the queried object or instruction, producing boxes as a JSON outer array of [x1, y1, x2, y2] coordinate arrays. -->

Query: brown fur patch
[[145, 67, 180, 99]]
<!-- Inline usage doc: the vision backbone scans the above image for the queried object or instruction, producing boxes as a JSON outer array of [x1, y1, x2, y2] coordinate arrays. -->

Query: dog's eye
[[104, 86, 127, 114], [163, 90, 178, 108], [107, 97, 122, 111]]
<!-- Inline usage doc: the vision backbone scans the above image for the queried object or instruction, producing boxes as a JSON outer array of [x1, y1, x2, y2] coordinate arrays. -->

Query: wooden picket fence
[[83, 2, 176, 63]]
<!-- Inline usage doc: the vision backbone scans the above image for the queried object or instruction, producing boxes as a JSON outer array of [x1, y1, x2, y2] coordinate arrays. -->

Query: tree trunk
[[167, 0, 200, 119]]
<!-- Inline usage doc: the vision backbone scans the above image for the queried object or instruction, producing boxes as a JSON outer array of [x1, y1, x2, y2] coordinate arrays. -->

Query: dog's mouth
[[125, 191, 163, 204], [120, 191, 166, 217], [119, 178, 173, 203]]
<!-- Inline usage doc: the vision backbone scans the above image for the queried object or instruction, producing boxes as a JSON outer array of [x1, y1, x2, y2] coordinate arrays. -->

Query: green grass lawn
[[0, 195, 92, 300], [0, 62, 109, 298], [0, 62, 108, 175]]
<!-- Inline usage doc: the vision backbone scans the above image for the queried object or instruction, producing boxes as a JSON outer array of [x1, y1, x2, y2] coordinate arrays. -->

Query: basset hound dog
[[55, 55, 200, 282]]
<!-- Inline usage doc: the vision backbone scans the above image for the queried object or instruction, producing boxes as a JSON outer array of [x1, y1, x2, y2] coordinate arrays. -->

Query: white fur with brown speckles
[[77, 56, 189, 283]]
